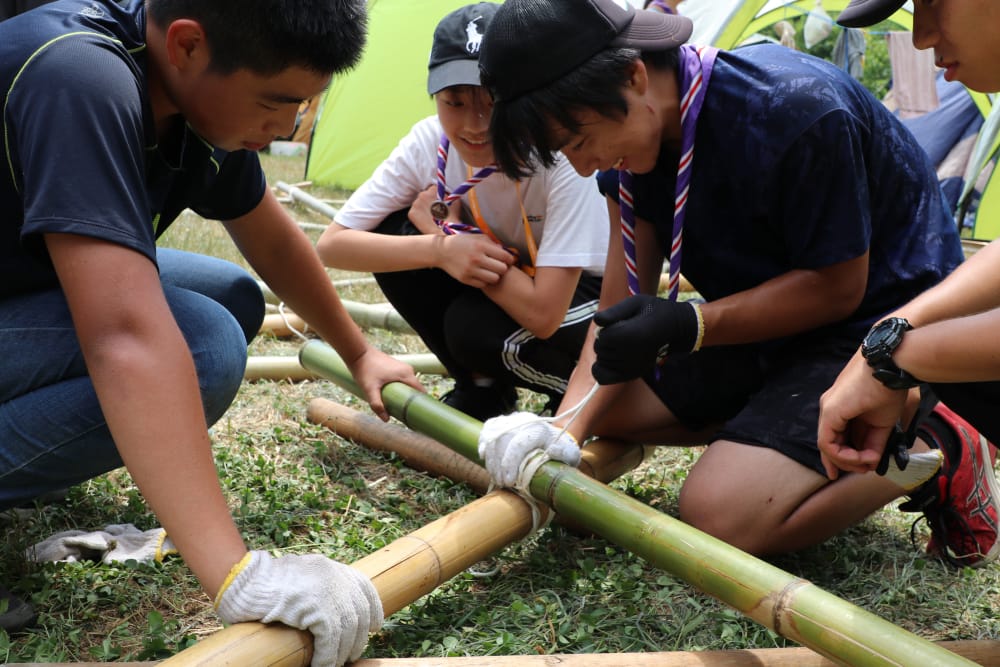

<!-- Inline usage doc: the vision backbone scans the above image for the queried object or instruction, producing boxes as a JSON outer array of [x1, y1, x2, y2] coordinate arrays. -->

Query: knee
[[187, 315, 248, 425], [223, 272, 266, 344], [678, 481, 764, 554]]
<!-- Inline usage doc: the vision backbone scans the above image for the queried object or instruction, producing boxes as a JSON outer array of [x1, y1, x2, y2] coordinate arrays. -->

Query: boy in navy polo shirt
[[475, 0, 994, 569], [0, 0, 419, 660]]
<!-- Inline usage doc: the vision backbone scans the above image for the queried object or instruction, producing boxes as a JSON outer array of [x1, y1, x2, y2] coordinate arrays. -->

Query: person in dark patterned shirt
[[471, 0, 988, 567]]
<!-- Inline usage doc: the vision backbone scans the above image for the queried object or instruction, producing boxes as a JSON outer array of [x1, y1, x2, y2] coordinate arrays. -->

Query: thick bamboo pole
[[13, 640, 1000, 667], [245, 354, 446, 382], [159, 484, 595, 664], [160, 399, 647, 665], [298, 340, 981, 667], [354, 641, 1000, 666]]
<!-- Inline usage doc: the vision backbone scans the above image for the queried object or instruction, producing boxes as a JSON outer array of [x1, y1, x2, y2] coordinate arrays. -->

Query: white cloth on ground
[[27, 523, 177, 564]]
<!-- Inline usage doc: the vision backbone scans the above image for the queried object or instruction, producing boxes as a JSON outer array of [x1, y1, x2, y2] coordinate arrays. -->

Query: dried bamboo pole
[[256, 278, 379, 307], [245, 354, 446, 382], [307, 396, 492, 493], [274, 180, 340, 219], [354, 641, 1000, 666], [13, 639, 1000, 667], [298, 340, 981, 667], [306, 397, 649, 496], [259, 302, 414, 337], [158, 492, 532, 666]]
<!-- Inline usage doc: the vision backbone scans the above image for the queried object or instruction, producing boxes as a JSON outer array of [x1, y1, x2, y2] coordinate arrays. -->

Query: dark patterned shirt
[[599, 43, 963, 338], [0, 0, 265, 298]]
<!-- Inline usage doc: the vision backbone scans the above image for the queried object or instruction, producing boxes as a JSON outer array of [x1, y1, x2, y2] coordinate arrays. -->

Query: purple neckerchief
[[433, 134, 496, 234], [647, 0, 675, 14], [619, 44, 718, 299]]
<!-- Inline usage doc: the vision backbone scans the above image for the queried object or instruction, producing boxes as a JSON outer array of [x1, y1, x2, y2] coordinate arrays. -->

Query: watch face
[[867, 324, 894, 347]]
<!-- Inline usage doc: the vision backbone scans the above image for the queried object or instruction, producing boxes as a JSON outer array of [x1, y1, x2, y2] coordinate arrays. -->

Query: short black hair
[[147, 0, 368, 76], [484, 47, 678, 179]]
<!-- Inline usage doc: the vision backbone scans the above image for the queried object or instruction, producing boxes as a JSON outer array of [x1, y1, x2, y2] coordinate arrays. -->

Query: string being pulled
[[477, 384, 600, 533]]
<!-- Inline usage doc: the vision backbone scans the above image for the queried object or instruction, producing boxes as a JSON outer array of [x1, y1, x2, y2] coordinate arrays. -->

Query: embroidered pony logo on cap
[[465, 16, 484, 53]]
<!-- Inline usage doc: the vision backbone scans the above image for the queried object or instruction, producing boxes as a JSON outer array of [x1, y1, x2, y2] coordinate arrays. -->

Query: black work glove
[[591, 295, 700, 385]]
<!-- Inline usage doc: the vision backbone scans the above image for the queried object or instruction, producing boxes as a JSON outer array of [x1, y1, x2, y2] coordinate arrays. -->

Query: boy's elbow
[[314, 227, 342, 266], [528, 315, 563, 340]]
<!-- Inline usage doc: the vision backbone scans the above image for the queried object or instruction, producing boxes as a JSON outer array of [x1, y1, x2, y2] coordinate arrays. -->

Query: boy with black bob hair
[[0, 0, 420, 661], [475, 0, 996, 567]]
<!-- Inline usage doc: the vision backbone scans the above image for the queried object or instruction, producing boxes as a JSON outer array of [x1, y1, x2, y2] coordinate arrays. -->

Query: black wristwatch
[[861, 317, 920, 390]]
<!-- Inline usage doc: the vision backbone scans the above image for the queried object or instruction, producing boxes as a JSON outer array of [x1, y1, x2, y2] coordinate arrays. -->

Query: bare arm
[[817, 241, 1000, 478], [47, 233, 246, 597], [699, 251, 869, 346], [895, 239, 1000, 328], [226, 189, 424, 420]]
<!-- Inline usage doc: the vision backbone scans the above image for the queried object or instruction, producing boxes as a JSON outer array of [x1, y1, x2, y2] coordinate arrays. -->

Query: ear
[[626, 59, 649, 96], [163, 19, 210, 72]]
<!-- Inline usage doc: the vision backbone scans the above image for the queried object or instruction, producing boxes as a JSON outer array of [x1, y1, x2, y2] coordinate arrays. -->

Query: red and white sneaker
[[899, 402, 1000, 567]]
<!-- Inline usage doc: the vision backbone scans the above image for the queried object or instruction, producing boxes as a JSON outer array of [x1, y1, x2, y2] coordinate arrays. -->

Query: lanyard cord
[[466, 174, 539, 277]]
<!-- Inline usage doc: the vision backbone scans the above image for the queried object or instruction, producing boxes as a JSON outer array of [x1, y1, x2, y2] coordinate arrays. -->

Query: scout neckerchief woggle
[[431, 135, 496, 231], [431, 133, 538, 275], [619, 44, 717, 300]]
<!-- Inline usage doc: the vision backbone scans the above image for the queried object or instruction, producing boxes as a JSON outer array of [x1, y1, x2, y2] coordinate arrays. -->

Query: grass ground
[[2, 152, 999, 664]]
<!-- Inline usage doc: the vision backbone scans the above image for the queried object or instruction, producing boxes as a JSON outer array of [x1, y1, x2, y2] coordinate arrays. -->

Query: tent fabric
[[306, 0, 493, 190], [901, 73, 983, 215]]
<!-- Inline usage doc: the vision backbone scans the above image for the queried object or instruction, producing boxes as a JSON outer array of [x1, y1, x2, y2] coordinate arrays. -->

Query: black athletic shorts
[[643, 331, 862, 476]]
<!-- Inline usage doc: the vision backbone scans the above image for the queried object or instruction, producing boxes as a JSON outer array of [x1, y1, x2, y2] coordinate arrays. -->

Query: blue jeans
[[0, 248, 264, 510]]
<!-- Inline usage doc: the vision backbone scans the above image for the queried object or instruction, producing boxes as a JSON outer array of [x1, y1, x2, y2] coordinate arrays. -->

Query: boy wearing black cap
[[819, 0, 1000, 567], [317, 3, 608, 421], [474, 0, 994, 565]]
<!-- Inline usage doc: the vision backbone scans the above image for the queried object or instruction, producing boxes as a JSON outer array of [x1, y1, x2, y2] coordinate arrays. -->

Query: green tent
[[305, 0, 499, 191], [684, 0, 998, 240]]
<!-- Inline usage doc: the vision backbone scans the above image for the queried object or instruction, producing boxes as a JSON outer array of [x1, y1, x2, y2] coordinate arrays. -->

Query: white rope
[[482, 383, 601, 533], [277, 302, 311, 342]]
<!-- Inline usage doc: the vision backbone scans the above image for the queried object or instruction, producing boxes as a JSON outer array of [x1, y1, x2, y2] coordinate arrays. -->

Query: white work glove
[[215, 550, 383, 667], [27, 523, 177, 564], [478, 411, 581, 488]]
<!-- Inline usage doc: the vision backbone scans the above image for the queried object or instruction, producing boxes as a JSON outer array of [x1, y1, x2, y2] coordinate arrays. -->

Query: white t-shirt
[[335, 116, 608, 276]]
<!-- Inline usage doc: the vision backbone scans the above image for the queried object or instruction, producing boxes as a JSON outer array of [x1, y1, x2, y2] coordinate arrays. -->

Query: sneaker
[[0, 587, 37, 633], [899, 402, 1000, 567], [440, 382, 517, 421]]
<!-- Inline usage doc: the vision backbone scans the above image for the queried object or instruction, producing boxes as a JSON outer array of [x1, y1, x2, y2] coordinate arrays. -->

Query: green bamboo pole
[[299, 339, 979, 667]]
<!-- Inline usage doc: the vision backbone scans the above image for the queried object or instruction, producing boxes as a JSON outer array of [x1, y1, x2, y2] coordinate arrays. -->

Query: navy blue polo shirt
[[0, 0, 266, 298], [599, 43, 963, 337]]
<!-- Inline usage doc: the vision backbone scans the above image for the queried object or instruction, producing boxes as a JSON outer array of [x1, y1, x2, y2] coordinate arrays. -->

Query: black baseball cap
[[479, 0, 693, 102], [837, 0, 907, 28], [427, 3, 499, 95]]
